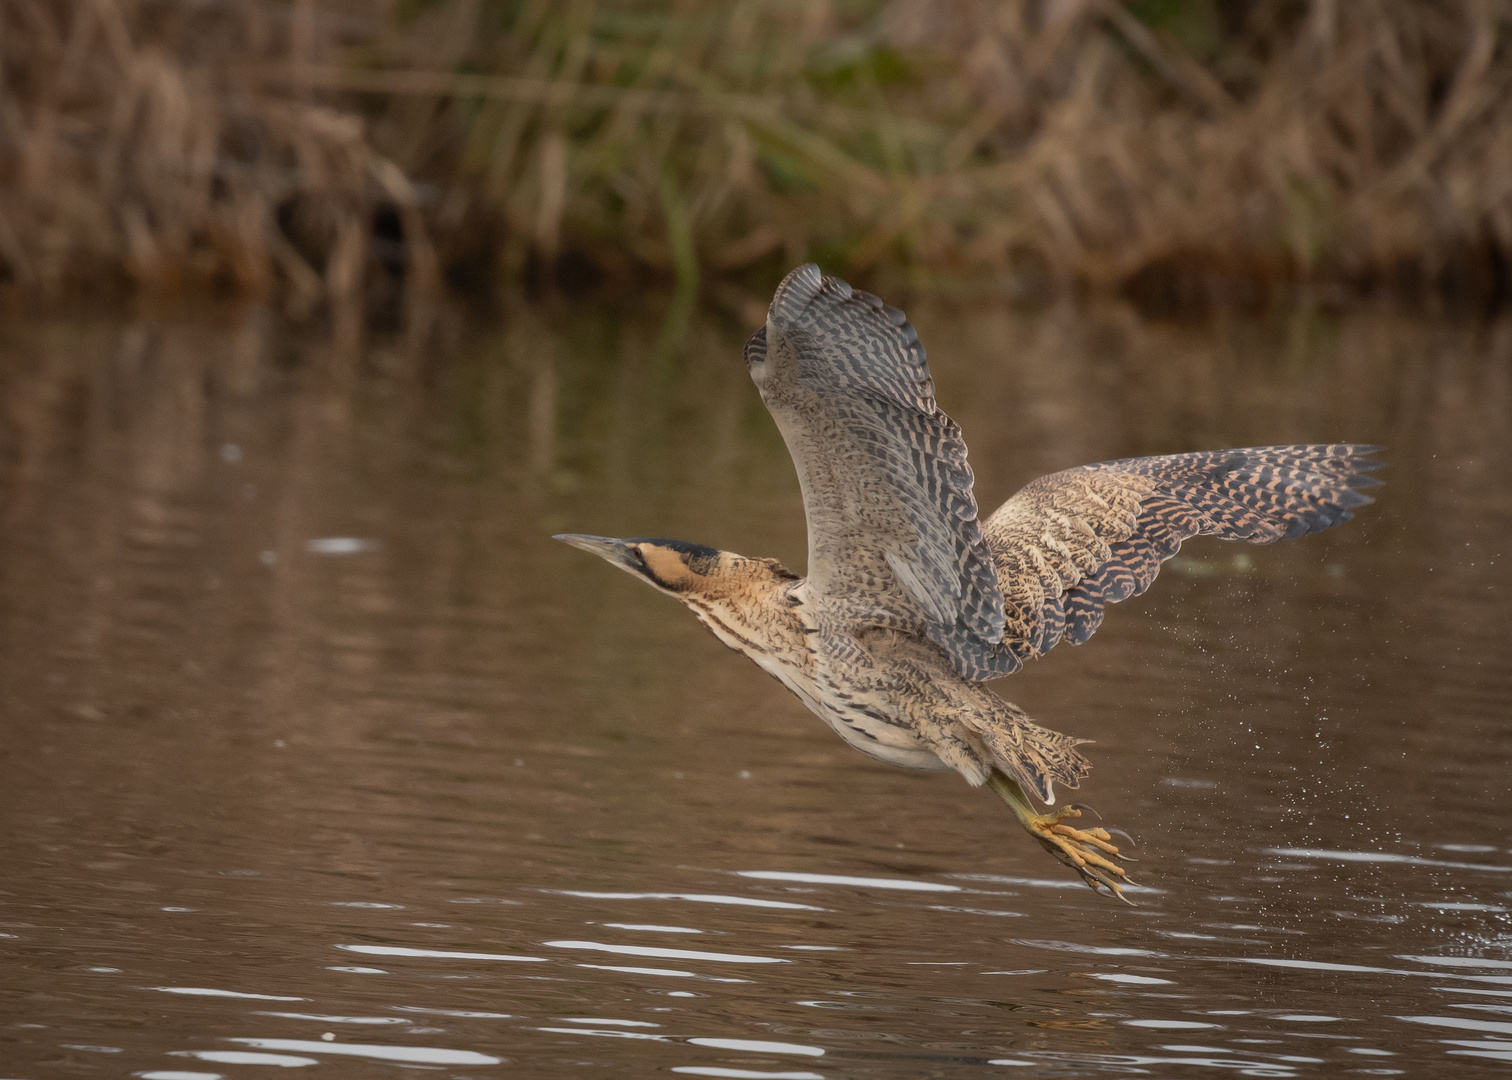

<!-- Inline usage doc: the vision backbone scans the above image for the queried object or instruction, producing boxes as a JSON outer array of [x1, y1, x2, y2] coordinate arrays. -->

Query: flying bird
[[556, 264, 1382, 902]]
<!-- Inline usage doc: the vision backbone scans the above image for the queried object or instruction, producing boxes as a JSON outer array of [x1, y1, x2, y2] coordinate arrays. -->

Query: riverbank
[[4, 1, 1510, 311]]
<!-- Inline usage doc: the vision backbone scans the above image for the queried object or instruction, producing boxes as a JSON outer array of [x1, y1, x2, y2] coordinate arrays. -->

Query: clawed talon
[[1106, 826, 1138, 848], [987, 771, 1139, 904]]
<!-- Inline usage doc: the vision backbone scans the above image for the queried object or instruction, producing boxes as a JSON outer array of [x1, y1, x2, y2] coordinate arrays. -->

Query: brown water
[[2, 298, 1510, 1079]]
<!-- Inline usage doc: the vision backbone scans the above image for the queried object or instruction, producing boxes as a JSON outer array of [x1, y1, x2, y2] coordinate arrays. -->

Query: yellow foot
[[986, 771, 1137, 904]]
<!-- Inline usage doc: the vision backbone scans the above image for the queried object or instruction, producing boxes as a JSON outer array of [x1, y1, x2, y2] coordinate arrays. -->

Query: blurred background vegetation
[[4, 0, 1512, 313]]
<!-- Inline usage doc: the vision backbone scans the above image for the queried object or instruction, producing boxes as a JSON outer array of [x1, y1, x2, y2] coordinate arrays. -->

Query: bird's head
[[552, 534, 796, 603]]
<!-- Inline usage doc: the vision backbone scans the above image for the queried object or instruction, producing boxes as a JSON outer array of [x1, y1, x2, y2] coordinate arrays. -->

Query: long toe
[[1034, 820, 1136, 901], [987, 771, 1139, 903]]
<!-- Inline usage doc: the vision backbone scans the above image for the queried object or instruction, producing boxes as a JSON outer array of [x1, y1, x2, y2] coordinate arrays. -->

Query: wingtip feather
[[768, 263, 825, 326]]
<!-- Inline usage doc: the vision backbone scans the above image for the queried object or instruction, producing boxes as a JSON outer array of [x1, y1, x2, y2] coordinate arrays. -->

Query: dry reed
[[4, 0, 1512, 306], [0, 0, 434, 307]]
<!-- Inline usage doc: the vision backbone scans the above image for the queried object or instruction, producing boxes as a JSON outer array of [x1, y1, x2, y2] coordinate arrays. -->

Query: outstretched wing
[[981, 444, 1384, 660], [746, 264, 1012, 679]]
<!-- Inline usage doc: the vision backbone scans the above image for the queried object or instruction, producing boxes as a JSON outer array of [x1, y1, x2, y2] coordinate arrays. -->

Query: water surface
[[2, 299, 1510, 1077]]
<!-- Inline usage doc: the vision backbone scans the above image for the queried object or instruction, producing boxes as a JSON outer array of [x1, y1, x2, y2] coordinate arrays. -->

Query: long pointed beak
[[552, 533, 641, 572]]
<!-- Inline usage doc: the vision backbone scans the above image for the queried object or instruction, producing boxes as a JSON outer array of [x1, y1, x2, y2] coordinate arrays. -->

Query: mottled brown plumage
[[983, 445, 1383, 663], [557, 264, 1382, 901]]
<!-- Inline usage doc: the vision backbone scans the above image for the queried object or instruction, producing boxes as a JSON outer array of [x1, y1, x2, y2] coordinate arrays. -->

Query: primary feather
[[982, 446, 1384, 661], [746, 265, 1012, 680]]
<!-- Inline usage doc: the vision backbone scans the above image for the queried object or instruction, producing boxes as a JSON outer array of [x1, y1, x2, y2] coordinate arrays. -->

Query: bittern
[[557, 264, 1381, 902]]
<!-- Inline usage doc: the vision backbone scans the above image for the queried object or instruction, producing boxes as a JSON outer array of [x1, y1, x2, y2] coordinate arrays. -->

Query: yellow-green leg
[[987, 770, 1135, 904]]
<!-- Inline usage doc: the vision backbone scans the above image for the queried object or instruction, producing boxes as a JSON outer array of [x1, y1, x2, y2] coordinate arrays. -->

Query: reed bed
[[4, 0, 1512, 306], [0, 0, 434, 307]]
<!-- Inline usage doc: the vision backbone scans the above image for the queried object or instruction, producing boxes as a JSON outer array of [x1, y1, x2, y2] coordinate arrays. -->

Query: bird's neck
[[681, 576, 811, 674]]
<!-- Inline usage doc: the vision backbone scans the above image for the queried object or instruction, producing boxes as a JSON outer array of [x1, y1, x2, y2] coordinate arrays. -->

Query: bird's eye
[[631, 545, 664, 583]]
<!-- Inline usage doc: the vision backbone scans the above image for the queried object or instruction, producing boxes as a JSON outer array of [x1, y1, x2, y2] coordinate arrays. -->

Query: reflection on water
[[1, 298, 1510, 1077]]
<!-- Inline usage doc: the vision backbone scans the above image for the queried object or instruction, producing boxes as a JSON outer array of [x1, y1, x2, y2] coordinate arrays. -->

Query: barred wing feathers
[[746, 264, 1013, 679], [981, 445, 1384, 659]]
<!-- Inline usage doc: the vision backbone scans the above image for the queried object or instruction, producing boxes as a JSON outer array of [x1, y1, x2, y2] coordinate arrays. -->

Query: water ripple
[[172, 1050, 317, 1067], [1268, 848, 1512, 873], [549, 891, 826, 911], [255, 1013, 408, 1025], [687, 1038, 824, 1056], [1396, 1014, 1512, 1036], [668, 1064, 822, 1070], [734, 871, 958, 892], [537, 1026, 668, 1042], [545, 940, 787, 964], [1398, 954, 1512, 970], [576, 964, 751, 983], [1442, 1039, 1512, 1062], [336, 944, 547, 962], [1220, 956, 1512, 982], [148, 988, 305, 1001], [227, 1038, 501, 1065]]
